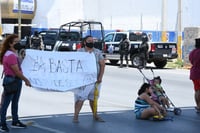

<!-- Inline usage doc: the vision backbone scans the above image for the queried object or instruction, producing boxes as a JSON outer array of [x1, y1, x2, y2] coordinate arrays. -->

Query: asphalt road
[[0, 64, 199, 133]]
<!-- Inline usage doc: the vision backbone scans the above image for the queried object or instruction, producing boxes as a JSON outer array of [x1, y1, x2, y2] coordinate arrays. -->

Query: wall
[[183, 27, 200, 66]]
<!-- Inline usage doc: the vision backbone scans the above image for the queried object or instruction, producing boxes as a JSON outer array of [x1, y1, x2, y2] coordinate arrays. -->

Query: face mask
[[85, 42, 94, 48], [13, 43, 21, 50]]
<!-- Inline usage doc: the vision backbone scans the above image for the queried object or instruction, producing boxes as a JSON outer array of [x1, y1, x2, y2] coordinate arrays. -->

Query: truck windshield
[[44, 31, 57, 41], [58, 31, 80, 41], [129, 33, 148, 41]]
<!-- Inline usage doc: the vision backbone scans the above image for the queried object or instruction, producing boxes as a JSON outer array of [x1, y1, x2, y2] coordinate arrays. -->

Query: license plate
[[46, 45, 52, 50], [169, 45, 175, 48], [62, 43, 69, 46], [163, 54, 167, 57], [157, 45, 163, 48], [114, 47, 119, 51]]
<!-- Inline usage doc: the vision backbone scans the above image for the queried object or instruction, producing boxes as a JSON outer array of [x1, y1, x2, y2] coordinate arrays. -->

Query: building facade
[[0, 0, 36, 37]]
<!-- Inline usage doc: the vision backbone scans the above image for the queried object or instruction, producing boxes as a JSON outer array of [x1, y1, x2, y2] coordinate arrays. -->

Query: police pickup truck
[[53, 21, 105, 52], [103, 31, 178, 68]]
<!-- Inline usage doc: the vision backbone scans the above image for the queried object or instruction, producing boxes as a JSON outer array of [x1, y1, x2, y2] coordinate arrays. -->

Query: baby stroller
[[138, 68, 182, 115]]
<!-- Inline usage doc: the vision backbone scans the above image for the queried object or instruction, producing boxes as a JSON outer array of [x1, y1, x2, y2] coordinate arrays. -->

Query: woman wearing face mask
[[0, 34, 31, 132], [73, 35, 105, 123]]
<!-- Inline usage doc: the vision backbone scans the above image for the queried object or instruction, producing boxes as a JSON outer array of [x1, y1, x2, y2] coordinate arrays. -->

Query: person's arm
[[39, 36, 44, 50], [97, 59, 105, 83], [128, 41, 131, 51], [30, 37, 33, 47], [119, 41, 122, 52], [155, 84, 165, 93], [189, 51, 193, 64], [10, 64, 31, 87], [142, 93, 165, 116], [142, 93, 159, 106]]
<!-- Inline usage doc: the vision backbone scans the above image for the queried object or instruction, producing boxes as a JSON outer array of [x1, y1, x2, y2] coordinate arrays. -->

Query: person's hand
[[25, 80, 31, 87], [160, 107, 167, 116], [96, 78, 102, 84]]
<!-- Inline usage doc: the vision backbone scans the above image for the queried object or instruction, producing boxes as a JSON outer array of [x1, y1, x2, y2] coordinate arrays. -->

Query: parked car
[[53, 31, 81, 51]]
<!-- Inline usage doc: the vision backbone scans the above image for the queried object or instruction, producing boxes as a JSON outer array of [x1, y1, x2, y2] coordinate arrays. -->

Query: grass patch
[[165, 59, 184, 69]]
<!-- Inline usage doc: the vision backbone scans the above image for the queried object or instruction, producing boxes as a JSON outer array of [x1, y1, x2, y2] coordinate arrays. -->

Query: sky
[[32, 0, 200, 31], [91, 0, 200, 31], [164, 0, 200, 30], [181, 0, 200, 27]]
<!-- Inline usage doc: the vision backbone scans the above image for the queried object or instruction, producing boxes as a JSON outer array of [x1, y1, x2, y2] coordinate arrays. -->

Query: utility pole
[[177, 0, 182, 59], [0, 0, 2, 35], [18, 0, 21, 39], [110, 16, 112, 30], [140, 13, 143, 31], [161, 0, 167, 42]]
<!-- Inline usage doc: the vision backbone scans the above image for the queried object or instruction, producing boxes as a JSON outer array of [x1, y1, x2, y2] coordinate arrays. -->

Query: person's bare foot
[[73, 116, 79, 123], [93, 116, 105, 122], [195, 106, 200, 113], [73, 119, 79, 123]]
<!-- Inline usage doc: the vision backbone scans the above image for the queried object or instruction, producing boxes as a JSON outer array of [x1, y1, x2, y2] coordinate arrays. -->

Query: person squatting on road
[[0, 34, 31, 132], [119, 34, 130, 68], [73, 35, 105, 123], [134, 83, 166, 120], [189, 38, 200, 113]]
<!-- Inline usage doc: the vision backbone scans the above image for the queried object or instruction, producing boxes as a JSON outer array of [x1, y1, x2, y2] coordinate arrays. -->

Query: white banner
[[21, 49, 97, 91]]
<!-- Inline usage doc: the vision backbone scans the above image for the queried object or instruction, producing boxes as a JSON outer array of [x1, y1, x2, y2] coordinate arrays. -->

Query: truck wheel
[[131, 54, 145, 68], [109, 60, 119, 65], [154, 60, 167, 68]]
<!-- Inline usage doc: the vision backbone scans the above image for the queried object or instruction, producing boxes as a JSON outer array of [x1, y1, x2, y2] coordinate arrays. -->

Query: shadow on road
[[105, 62, 175, 70]]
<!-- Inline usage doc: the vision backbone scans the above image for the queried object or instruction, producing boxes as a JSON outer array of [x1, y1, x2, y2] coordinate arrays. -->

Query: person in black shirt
[[139, 34, 149, 68], [119, 34, 130, 68], [30, 31, 43, 50]]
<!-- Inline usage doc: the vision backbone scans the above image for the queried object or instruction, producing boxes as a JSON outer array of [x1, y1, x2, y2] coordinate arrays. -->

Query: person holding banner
[[73, 35, 105, 123], [0, 34, 31, 132]]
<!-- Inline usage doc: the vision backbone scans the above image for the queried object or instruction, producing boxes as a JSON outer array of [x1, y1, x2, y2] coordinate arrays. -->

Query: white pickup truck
[[103, 31, 178, 68]]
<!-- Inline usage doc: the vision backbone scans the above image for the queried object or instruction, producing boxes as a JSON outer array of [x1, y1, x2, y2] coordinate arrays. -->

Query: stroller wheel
[[174, 108, 181, 115]]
